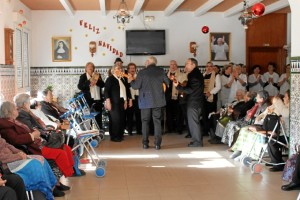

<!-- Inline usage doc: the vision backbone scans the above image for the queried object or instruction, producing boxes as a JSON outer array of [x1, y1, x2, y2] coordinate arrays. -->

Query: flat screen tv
[[126, 30, 166, 55]]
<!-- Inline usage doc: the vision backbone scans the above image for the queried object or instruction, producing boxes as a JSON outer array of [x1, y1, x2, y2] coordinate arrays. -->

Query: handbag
[[262, 114, 280, 135], [282, 154, 297, 182]]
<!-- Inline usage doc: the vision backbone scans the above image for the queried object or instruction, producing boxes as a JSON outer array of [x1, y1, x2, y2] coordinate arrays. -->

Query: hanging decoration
[[202, 26, 209, 34], [251, 3, 265, 17]]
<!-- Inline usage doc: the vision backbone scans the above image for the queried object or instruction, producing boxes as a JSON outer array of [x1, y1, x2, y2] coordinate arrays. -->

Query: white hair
[[14, 93, 30, 108]]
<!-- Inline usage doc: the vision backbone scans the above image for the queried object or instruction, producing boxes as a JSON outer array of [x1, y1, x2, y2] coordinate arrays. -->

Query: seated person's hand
[[0, 178, 7, 186], [18, 151, 27, 160], [32, 129, 41, 139]]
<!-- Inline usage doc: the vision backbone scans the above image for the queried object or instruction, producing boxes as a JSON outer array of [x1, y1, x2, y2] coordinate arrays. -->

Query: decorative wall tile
[[290, 58, 300, 155], [0, 65, 15, 102]]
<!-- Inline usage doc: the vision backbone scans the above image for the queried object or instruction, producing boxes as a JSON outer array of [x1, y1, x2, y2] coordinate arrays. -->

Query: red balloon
[[251, 3, 265, 17], [202, 26, 209, 34]]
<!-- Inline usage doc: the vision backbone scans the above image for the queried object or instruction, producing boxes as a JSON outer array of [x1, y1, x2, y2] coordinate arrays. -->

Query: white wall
[[0, 0, 31, 64], [289, 0, 300, 57], [31, 11, 246, 67]]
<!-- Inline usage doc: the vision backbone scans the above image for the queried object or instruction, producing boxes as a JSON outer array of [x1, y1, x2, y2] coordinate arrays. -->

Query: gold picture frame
[[52, 37, 71, 62], [209, 32, 230, 61]]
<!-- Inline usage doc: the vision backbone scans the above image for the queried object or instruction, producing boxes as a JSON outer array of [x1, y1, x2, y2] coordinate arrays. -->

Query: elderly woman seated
[[0, 101, 75, 197], [209, 90, 256, 144], [221, 90, 270, 148], [229, 93, 289, 170], [0, 135, 57, 200], [30, 99, 61, 130]]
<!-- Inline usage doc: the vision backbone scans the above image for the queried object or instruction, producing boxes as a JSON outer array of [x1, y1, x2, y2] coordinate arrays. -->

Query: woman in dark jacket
[[104, 65, 131, 142]]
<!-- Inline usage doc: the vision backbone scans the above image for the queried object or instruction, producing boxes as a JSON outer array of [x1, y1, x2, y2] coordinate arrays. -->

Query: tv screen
[[126, 30, 166, 55]]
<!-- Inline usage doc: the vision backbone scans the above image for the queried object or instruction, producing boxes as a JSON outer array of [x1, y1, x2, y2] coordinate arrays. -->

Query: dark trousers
[[187, 104, 203, 145], [267, 136, 286, 165], [126, 97, 141, 134], [202, 98, 217, 135], [166, 99, 179, 132], [108, 99, 125, 140], [293, 154, 300, 184], [93, 100, 103, 130], [178, 103, 190, 135], [209, 113, 221, 139], [1, 174, 27, 200], [141, 107, 162, 146]]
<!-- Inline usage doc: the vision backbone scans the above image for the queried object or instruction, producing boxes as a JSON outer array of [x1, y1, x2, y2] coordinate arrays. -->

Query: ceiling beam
[[59, 0, 75, 17], [224, 0, 262, 17], [194, 0, 224, 17], [263, 0, 289, 15], [99, 0, 106, 16], [164, 0, 185, 16], [133, 0, 145, 16]]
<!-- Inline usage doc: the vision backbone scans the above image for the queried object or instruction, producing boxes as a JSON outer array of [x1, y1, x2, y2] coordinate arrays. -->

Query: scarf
[[86, 73, 101, 100], [204, 71, 216, 102]]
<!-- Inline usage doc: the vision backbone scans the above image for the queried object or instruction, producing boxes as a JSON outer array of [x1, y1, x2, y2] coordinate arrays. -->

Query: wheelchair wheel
[[250, 162, 263, 174], [242, 156, 252, 167]]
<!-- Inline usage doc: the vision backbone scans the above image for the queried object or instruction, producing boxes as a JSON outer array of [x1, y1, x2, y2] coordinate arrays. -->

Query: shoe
[[72, 169, 86, 177], [53, 187, 65, 197], [136, 132, 142, 135], [188, 142, 203, 147], [281, 182, 300, 191], [111, 138, 122, 142], [209, 139, 223, 144], [143, 144, 149, 149], [229, 151, 242, 159], [155, 145, 161, 150], [56, 183, 70, 191], [265, 163, 274, 167], [185, 134, 191, 138], [234, 155, 242, 162], [227, 148, 233, 152], [269, 166, 284, 172]]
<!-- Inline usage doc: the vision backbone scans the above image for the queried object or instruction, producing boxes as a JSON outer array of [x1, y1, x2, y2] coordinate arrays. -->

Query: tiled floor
[[57, 133, 298, 200]]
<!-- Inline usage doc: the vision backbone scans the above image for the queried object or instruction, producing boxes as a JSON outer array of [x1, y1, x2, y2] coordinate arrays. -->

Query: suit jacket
[[177, 67, 204, 107], [0, 119, 41, 155], [78, 73, 105, 107], [104, 75, 131, 105], [131, 64, 170, 109]]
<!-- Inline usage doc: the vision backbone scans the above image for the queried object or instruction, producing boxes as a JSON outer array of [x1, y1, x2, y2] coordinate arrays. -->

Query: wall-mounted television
[[126, 30, 166, 55]]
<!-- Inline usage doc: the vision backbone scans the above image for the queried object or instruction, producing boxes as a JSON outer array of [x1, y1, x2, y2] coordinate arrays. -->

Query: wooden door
[[247, 47, 285, 75]]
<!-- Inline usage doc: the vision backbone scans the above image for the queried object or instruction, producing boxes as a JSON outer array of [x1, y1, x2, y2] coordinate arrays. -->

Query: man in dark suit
[[128, 56, 169, 150], [78, 62, 105, 128], [174, 58, 204, 147]]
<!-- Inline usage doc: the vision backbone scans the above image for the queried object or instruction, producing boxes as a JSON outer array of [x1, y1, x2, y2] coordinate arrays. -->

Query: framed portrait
[[209, 32, 230, 61], [52, 37, 71, 62]]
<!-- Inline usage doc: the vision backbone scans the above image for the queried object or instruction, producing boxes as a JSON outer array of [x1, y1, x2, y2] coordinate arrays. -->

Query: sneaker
[[56, 182, 70, 191], [229, 151, 242, 159], [234, 155, 242, 162], [53, 187, 65, 197]]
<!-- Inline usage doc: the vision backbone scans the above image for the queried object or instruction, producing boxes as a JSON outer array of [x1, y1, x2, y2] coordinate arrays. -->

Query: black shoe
[[269, 166, 284, 172], [155, 145, 161, 150], [128, 132, 133, 136], [53, 187, 65, 197], [185, 134, 191, 138], [111, 138, 122, 142], [188, 142, 203, 147], [136, 132, 142, 135], [143, 144, 149, 149], [56, 182, 70, 191], [72, 169, 86, 177], [209, 139, 222, 144], [281, 182, 300, 191], [265, 163, 274, 167]]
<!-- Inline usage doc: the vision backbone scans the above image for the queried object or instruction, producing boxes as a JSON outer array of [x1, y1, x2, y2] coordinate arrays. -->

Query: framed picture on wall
[[52, 37, 71, 62], [210, 32, 230, 61]]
